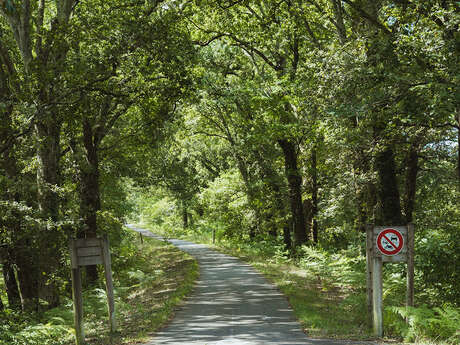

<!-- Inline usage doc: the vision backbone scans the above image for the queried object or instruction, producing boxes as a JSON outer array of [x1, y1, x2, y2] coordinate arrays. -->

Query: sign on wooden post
[[69, 237, 116, 345], [366, 224, 414, 337]]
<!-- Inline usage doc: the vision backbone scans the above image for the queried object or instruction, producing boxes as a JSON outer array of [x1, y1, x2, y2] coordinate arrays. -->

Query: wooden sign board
[[69, 237, 116, 345], [71, 238, 104, 268]]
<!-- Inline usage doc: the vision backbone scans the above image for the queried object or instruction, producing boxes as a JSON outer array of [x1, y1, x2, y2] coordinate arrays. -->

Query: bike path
[[128, 226, 377, 345]]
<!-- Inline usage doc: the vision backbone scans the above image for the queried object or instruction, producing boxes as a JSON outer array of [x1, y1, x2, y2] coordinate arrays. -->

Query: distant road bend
[[128, 225, 377, 345]]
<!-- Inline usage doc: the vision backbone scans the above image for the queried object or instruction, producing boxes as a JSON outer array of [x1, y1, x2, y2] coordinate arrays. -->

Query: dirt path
[[128, 226, 377, 345]]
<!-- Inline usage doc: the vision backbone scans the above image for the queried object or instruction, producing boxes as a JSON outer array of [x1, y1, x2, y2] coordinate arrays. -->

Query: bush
[[0, 309, 73, 345], [386, 305, 460, 344]]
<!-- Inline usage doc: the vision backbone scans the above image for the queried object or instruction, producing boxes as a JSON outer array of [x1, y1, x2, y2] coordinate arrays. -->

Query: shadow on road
[[127, 225, 376, 345]]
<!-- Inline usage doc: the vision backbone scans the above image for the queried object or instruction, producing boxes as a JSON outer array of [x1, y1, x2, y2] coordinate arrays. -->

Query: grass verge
[[207, 242, 372, 341], [180, 231, 459, 345], [80, 234, 199, 345], [149, 227, 372, 340], [0, 231, 198, 345]]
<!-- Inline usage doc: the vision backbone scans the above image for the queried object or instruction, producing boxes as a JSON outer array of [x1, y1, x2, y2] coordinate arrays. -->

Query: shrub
[[386, 305, 460, 344]]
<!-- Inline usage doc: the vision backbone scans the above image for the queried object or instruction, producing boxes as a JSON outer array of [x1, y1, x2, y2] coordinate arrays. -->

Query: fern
[[386, 305, 460, 344]]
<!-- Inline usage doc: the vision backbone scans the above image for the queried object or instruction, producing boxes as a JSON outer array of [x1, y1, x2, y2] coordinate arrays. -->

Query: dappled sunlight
[[128, 229, 375, 345]]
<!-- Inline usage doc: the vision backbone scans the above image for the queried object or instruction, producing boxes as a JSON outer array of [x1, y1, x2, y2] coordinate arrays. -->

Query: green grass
[[79, 235, 199, 345], [0, 232, 198, 345], [209, 243, 372, 340], [180, 229, 459, 345]]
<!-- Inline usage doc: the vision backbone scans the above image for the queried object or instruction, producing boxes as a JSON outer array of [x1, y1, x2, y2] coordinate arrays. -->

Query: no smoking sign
[[376, 228, 404, 256]]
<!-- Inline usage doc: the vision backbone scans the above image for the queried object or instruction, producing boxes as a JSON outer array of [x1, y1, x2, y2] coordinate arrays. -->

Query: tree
[[186, 0, 338, 247], [0, 0, 81, 308], [63, 0, 196, 282]]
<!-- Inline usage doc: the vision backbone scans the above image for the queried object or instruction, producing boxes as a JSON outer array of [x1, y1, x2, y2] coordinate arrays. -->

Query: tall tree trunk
[[80, 119, 102, 284], [254, 150, 289, 239], [2, 0, 77, 310], [404, 141, 420, 223], [35, 113, 62, 308], [311, 146, 319, 244], [35, 119, 61, 222], [278, 139, 308, 247], [354, 148, 377, 232], [375, 146, 403, 225], [283, 223, 292, 251]]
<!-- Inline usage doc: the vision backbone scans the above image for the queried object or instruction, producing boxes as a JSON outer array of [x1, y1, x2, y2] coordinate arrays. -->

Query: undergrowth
[[181, 225, 459, 345], [0, 229, 198, 345]]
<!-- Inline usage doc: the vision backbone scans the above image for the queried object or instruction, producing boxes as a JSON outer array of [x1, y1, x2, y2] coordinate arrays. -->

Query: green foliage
[[386, 305, 460, 344], [129, 186, 183, 238], [0, 307, 73, 345], [0, 234, 198, 345], [299, 245, 366, 292], [199, 169, 252, 239], [1, 0, 459, 343]]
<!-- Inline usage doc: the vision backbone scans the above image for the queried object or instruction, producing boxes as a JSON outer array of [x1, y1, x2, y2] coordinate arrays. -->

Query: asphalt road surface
[[128, 226, 377, 345]]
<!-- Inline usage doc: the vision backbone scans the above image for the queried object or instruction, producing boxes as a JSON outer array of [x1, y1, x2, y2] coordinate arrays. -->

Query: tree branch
[[225, 33, 280, 71], [192, 34, 225, 47], [35, 0, 45, 54], [342, 0, 392, 36]]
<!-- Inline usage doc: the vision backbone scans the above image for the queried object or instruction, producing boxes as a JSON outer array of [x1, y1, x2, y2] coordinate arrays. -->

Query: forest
[[0, 0, 459, 344]]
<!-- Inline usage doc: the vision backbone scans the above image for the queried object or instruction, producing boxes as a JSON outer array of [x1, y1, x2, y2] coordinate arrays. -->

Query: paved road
[[128, 226, 376, 345]]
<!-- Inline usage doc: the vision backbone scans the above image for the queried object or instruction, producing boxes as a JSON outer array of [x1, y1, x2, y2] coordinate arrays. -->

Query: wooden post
[[212, 229, 216, 244], [70, 237, 117, 343], [366, 224, 374, 326], [372, 256, 383, 337], [101, 237, 116, 333], [406, 223, 415, 308], [139, 232, 144, 244], [69, 241, 84, 345]]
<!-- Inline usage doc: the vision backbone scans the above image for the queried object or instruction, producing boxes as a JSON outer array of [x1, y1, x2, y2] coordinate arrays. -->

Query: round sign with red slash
[[376, 228, 404, 256]]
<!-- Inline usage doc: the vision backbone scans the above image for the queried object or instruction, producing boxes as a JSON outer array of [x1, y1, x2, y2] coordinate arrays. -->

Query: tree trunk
[[283, 223, 292, 251], [35, 114, 62, 308], [254, 150, 289, 239], [182, 201, 189, 229], [80, 119, 102, 284], [311, 146, 319, 244], [354, 149, 377, 232], [0, 253, 21, 310], [278, 139, 308, 247], [303, 198, 313, 239], [0, 111, 24, 311], [35, 119, 61, 222], [0, 106, 40, 311], [375, 146, 403, 225], [16, 244, 40, 311], [404, 142, 419, 223]]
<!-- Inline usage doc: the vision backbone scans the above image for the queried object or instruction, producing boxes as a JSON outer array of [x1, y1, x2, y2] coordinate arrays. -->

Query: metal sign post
[[366, 224, 414, 337], [69, 236, 116, 345]]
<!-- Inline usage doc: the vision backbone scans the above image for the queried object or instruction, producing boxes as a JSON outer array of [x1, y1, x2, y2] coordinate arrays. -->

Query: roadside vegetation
[[133, 188, 459, 345], [1, 1, 458, 345], [0, 229, 198, 345]]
